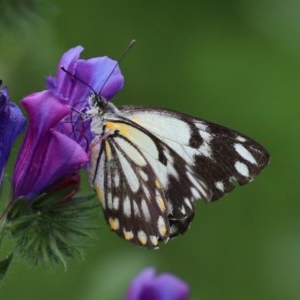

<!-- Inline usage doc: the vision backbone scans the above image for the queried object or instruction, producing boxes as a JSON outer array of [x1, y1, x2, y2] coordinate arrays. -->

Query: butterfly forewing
[[119, 106, 269, 201], [89, 104, 269, 248]]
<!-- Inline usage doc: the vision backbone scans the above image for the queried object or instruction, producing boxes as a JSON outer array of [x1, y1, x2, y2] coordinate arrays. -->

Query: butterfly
[[86, 93, 269, 249]]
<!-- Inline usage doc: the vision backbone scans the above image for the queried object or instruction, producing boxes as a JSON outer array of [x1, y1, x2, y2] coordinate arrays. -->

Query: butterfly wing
[[89, 106, 269, 248], [119, 106, 269, 200]]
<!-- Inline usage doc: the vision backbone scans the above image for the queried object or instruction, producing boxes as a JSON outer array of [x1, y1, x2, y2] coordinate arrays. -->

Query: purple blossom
[[0, 81, 26, 184], [47, 45, 124, 151], [12, 91, 88, 200], [12, 46, 124, 201], [125, 268, 190, 300], [47, 45, 124, 108]]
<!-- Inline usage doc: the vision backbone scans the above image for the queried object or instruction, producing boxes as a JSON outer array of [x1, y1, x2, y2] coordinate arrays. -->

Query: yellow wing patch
[[94, 185, 105, 205], [109, 217, 120, 231], [105, 142, 112, 160], [105, 121, 159, 159], [106, 121, 133, 139]]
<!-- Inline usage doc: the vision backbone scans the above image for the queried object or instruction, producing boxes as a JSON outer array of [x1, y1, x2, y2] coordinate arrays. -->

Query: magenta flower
[[125, 268, 190, 300], [47, 45, 124, 105], [12, 91, 88, 200], [47, 46, 124, 149], [0, 81, 26, 184], [0, 47, 124, 273], [12, 45, 124, 200]]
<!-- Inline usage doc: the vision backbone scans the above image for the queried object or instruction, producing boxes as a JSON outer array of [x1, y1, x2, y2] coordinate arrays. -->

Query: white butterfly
[[86, 94, 269, 249]]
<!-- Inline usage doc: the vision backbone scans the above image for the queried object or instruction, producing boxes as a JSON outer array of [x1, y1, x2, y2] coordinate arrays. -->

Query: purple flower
[[0, 81, 26, 184], [125, 268, 190, 300], [47, 45, 124, 150], [12, 45, 124, 200], [47, 45, 123, 110], [12, 91, 88, 200]]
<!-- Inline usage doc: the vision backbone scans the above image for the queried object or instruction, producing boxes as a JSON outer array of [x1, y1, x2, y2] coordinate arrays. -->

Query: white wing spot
[[156, 194, 166, 212], [234, 161, 250, 177], [236, 135, 246, 142], [141, 199, 151, 222], [164, 149, 179, 179], [133, 200, 140, 217], [139, 170, 148, 181], [116, 148, 139, 193], [170, 224, 178, 235], [180, 205, 186, 215], [234, 143, 257, 165], [199, 130, 213, 143], [114, 173, 120, 187], [198, 129, 213, 157], [149, 235, 158, 246], [184, 198, 193, 210], [191, 187, 201, 199], [186, 171, 207, 197], [215, 181, 224, 192], [137, 230, 147, 245], [166, 200, 173, 215], [123, 196, 131, 217], [108, 217, 120, 231], [113, 196, 119, 210], [115, 137, 147, 166], [143, 185, 151, 199], [107, 192, 113, 209], [198, 143, 213, 158], [123, 229, 134, 240], [158, 216, 167, 237], [195, 122, 209, 131]]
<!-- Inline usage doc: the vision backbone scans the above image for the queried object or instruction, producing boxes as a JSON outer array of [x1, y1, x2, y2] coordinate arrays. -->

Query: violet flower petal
[[48, 45, 84, 103], [0, 81, 26, 183], [13, 90, 88, 200], [125, 268, 190, 300], [47, 45, 124, 108], [45, 46, 124, 153], [125, 268, 156, 300]]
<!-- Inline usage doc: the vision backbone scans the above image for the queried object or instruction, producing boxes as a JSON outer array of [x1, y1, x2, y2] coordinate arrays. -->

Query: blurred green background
[[0, 0, 299, 299]]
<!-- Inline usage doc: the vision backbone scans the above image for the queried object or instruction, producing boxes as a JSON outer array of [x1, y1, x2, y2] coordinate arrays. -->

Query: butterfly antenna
[[60, 66, 99, 96], [99, 39, 136, 95]]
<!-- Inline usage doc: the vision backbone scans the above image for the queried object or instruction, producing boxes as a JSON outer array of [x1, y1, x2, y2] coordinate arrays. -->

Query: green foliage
[[0, 253, 13, 282], [4, 189, 97, 269]]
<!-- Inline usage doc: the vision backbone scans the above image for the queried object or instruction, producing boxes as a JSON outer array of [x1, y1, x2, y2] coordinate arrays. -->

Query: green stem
[[0, 216, 7, 250]]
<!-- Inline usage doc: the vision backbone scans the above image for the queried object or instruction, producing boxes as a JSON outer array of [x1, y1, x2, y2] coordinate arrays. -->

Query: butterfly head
[[88, 92, 107, 111], [88, 91, 121, 116]]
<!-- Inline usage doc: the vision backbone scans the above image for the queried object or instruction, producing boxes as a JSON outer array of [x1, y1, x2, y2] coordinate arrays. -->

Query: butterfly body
[[86, 93, 269, 249]]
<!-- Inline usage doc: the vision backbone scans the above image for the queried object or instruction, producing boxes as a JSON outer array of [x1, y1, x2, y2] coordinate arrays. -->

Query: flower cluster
[[13, 46, 124, 200], [0, 46, 123, 271]]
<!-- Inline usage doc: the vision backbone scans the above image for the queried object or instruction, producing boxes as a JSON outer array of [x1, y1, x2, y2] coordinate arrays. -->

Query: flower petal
[[0, 82, 26, 183], [125, 268, 190, 300], [125, 268, 156, 300], [47, 46, 124, 108], [47, 45, 84, 102], [75, 56, 124, 100], [13, 90, 88, 199]]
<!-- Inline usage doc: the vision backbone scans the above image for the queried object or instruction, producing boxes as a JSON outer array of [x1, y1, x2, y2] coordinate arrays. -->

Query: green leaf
[[0, 252, 13, 281]]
